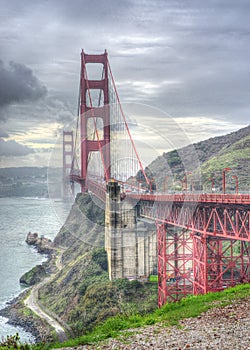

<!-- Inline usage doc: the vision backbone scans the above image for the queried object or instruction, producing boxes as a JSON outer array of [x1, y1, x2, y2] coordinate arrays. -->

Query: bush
[[91, 248, 108, 271], [114, 278, 130, 291], [0, 333, 30, 349]]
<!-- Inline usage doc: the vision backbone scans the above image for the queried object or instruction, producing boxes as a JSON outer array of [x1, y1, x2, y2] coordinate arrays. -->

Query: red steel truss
[[193, 235, 250, 295], [139, 199, 250, 241], [157, 223, 193, 306], [157, 223, 167, 307], [138, 198, 250, 306]]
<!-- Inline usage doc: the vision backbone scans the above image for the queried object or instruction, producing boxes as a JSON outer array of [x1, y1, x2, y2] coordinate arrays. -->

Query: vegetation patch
[[20, 265, 46, 286], [29, 283, 250, 349]]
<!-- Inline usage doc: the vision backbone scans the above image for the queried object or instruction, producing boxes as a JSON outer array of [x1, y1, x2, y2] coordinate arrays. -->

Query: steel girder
[[153, 200, 250, 306], [140, 201, 250, 242]]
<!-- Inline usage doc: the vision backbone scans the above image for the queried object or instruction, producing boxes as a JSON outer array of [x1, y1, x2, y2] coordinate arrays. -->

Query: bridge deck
[[86, 179, 250, 205], [130, 193, 250, 205]]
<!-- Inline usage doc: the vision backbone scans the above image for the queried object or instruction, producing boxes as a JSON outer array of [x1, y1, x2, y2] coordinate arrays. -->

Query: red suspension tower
[[80, 50, 110, 191], [62, 130, 74, 198]]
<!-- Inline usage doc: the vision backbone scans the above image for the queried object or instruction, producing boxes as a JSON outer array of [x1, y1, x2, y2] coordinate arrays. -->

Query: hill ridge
[[144, 124, 250, 191]]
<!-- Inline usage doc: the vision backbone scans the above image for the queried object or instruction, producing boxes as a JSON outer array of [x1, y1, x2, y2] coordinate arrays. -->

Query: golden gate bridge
[[62, 50, 250, 307]]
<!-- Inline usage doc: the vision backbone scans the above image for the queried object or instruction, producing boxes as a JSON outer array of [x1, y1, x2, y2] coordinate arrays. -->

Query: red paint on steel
[[157, 223, 167, 307], [62, 131, 74, 197], [80, 50, 110, 191], [129, 193, 250, 205]]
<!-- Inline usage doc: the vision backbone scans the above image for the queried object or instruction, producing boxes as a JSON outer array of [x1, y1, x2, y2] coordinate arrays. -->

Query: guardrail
[[129, 193, 250, 205]]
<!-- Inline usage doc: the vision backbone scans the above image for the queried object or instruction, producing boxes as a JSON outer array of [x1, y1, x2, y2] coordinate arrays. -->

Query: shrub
[[91, 248, 108, 271], [0, 333, 30, 349]]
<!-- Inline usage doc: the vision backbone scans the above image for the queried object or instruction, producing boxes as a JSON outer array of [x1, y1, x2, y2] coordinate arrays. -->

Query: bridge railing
[[129, 192, 250, 205]]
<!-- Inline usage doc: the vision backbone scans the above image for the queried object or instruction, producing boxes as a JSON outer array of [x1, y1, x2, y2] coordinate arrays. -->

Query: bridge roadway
[[79, 180, 250, 305], [88, 178, 250, 204], [87, 178, 250, 241], [134, 193, 250, 242], [131, 193, 250, 205]]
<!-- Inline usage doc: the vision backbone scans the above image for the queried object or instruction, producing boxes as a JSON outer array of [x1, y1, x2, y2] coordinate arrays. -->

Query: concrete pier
[[105, 180, 157, 280]]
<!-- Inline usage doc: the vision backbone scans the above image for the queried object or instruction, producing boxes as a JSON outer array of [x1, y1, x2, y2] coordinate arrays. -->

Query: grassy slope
[[1, 284, 250, 349], [35, 283, 250, 349], [39, 247, 157, 336], [144, 124, 250, 191], [200, 134, 250, 189]]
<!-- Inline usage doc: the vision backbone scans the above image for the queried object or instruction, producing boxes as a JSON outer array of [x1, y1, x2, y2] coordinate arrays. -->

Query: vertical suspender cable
[[107, 59, 150, 185]]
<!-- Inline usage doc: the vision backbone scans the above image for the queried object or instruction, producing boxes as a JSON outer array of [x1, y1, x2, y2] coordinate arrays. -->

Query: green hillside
[[200, 134, 250, 190], [141, 124, 250, 192], [38, 193, 157, 337]]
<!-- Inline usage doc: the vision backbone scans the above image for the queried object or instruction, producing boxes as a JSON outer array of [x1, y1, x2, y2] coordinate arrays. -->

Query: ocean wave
[[21, 197, 47, 201]]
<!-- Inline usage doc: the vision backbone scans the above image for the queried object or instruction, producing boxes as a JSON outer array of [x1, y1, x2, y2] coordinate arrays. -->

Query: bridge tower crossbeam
[[80, 50, 110, 191]]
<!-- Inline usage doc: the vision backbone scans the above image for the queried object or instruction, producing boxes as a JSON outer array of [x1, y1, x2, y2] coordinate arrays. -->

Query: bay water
[[0, 197, 72, 342]]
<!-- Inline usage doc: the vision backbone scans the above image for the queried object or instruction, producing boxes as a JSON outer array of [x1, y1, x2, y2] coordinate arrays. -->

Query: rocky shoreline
[[0, 290, 53, 343], [0, 232, 57, 343]]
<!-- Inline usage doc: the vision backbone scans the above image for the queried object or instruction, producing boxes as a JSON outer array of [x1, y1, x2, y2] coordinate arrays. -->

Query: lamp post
[[164, 176, 168, 193], [222, 167, 231, 194], [149, 177, 155, 193], [208, 177, 215, 192], [190, 179, 194, 192], [182, 175, 187, 192], [183, 172, 192, 192], [232, 175, 239, 194]]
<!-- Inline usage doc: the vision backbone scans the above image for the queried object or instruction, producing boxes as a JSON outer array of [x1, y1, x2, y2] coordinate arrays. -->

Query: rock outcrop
[[19, 232, 56, 286], [26, 232, 54, 255], [20, 265, 46, 286]]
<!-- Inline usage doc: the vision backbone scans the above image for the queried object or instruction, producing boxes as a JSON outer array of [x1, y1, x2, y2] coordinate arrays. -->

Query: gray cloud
[[0, 60, 47, 109], [0, 138, 34, 156], [0, 129, 9, 138]]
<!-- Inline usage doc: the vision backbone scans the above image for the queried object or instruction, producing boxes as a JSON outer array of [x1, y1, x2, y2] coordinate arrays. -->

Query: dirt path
[[24, 248, 69, 342]]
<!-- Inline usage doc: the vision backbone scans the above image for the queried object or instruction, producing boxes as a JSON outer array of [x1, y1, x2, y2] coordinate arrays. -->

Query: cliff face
[[38, 193, 157, 336], [54, 192, 105, 251]]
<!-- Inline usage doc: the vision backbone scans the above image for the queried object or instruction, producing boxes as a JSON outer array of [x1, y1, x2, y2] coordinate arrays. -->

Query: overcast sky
[[0, 0, 249, 168]]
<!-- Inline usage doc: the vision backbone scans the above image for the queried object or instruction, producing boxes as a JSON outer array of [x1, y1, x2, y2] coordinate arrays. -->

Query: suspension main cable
[[107, 59, 150, 185]]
